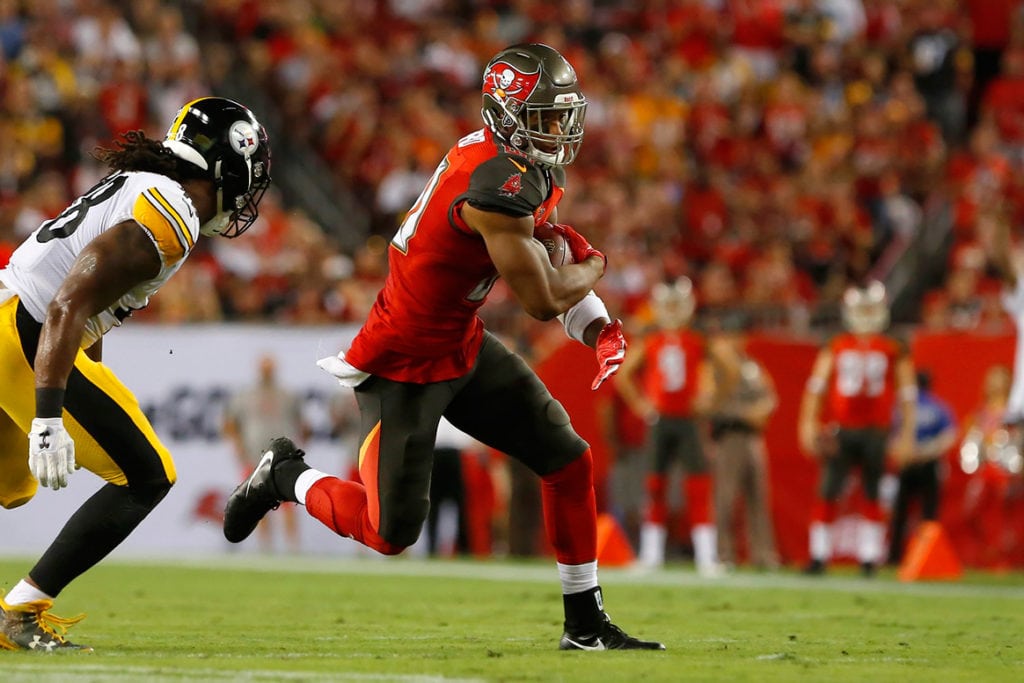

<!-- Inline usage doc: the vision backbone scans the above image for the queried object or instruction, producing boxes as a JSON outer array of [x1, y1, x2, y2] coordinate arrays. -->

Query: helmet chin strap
[[200, 208, 233, 237]]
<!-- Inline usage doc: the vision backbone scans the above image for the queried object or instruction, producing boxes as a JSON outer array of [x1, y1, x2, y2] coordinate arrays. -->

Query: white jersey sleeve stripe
[[141, 190, 190, 254], [133, 193, 189, 264], [147, 187, 194, 249]]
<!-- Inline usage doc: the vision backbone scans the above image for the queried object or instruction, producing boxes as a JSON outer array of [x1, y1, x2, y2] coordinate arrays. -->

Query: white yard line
[[3, 553, 1021, 600], [93, 554, 1024, 601], [0, 663, 485, 683]]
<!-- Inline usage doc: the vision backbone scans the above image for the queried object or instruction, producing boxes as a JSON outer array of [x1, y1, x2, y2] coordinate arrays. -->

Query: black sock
[[29, 481, 170, 596], [272, 459, 311, 503], [562, 586, 606, 633]]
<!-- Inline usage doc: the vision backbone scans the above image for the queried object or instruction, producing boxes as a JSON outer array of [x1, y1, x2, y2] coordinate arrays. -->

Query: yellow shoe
[[0, 592, 92, 653]]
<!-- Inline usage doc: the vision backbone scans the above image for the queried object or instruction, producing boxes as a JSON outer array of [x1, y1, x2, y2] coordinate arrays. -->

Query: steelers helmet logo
[[229, 120, 259, 158]]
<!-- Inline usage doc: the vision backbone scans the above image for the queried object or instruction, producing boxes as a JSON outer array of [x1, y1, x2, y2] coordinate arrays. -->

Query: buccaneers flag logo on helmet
[[484, 62, 541, 103]]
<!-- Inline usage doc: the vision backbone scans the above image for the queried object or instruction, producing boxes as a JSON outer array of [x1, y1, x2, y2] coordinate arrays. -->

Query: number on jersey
[[835, 349, 888, 397]]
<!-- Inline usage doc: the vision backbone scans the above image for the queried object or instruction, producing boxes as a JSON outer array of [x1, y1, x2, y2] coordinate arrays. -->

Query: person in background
[[426, 417, 475, 557], [597, 371, 649, 551], [707, 313, 779, 571], [615, 277, 720, 575], [887, 370, 957, 565], [799, 281, 916, 576], [223, 353, 309, 554], [958, 363, 1020, 568], [985, 209, 1024, 430]]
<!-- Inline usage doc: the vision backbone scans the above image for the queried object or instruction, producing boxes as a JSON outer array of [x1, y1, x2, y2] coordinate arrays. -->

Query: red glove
[[550, 223, 607, 272], [592, 319, 626, 390]]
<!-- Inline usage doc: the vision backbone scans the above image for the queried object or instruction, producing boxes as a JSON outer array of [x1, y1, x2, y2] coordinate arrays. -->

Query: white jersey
[[0, 171, 200, 347], [1001, 279, 1024, 421]]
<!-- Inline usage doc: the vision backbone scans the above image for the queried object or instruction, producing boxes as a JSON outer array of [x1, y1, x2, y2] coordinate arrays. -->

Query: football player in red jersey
[[798, 281, 917, 576], [615, 277, 720, 575], [223, 44, 663, 651]]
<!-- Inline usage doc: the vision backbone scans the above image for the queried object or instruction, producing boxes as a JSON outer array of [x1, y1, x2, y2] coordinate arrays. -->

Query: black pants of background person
[[508, 456, 543, 557], [887, 460, 940, 565], [426, 447, 468, 556]]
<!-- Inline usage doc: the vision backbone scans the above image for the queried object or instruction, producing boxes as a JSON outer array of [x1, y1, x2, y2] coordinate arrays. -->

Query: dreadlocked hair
[[93, 130, 208, 184]]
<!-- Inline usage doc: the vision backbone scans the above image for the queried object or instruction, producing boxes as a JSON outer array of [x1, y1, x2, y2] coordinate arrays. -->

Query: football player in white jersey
[[0, 97, 270, 651]]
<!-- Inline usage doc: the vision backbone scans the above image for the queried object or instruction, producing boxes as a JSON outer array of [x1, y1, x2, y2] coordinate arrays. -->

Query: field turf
[[0, 556, 1021, 682]]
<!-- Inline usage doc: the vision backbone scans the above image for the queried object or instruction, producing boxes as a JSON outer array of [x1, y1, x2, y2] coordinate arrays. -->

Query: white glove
[[28, 417, 76, 491]]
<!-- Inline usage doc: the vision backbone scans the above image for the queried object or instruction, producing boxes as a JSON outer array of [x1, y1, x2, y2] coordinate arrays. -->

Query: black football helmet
[[481, 43, 587, 167], [163, 96, 271, 238]]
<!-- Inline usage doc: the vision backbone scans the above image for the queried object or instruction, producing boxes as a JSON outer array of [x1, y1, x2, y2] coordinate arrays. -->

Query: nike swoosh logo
[[245, 450, 275, 495], [510, 159, 527, 173], [563, 637, 607, 651]]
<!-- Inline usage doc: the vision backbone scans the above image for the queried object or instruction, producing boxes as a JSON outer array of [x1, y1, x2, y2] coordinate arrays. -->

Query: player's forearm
[[615, 377, 650, 419], [798, 392, 820, 428], [35, 300, 91, 392], [917, 431, 955, 459], [745, 397, 777, 427], [544, 258, 604, 316], [898, 399, 917, 444]]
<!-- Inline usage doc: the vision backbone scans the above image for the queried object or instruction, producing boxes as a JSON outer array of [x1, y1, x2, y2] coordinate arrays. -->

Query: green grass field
[[1, 556, 1021, 682]]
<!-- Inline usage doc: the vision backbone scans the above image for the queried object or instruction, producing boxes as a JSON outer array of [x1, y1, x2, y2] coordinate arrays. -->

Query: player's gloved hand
[[550, 223, 607, 272], [28, 417, 76, 491], [592, 319, 627, 390]]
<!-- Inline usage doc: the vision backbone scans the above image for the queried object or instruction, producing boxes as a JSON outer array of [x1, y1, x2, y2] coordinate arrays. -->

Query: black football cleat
[[560, 614, 665, 651], [0, 594, 92, 653], [223, 437, 305, 543], [803, 559, 827, 575]]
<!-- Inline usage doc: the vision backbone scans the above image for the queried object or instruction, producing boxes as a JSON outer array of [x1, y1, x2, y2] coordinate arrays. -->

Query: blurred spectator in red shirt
[[981, 45, 1024, 160]]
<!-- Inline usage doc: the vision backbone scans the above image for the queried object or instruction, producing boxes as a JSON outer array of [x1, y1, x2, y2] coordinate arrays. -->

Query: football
[[533, 222, 573, 267]]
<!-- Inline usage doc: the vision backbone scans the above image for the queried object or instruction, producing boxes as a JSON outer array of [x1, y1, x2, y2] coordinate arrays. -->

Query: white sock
[[558, 560, 599, 595], [294, 468, 331, 505], [691, 523, 718, 569], [809, 521, 831, 561], [638, 522, 667, 567], [857, 520, 886, 564], [4, 579, 52, 606]]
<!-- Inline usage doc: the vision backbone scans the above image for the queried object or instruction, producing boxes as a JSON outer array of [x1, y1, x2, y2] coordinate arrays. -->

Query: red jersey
[[345, 128, 565, 383], [824, 332, 905, 429], [641, 329, 706, 418]]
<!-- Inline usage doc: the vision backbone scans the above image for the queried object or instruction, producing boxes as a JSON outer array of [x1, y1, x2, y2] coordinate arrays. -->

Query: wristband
[[35, 387, 66, 419], [558, 291, 609, 344]]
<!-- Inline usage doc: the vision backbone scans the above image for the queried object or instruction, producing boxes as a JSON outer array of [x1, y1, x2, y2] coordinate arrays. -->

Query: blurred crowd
[[2, 0, 1024, 336]]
